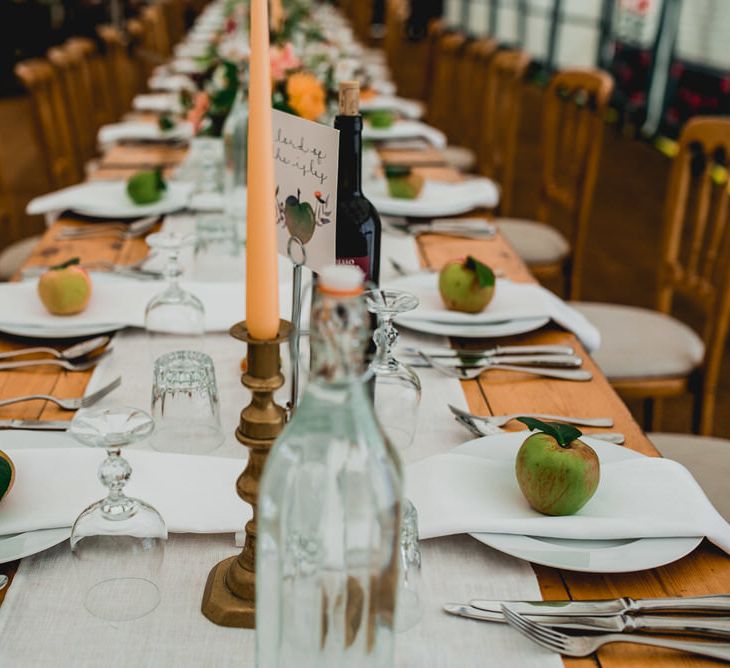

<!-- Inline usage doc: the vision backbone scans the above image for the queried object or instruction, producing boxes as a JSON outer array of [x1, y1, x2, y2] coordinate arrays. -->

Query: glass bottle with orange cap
[[256, 264, 401, 667]]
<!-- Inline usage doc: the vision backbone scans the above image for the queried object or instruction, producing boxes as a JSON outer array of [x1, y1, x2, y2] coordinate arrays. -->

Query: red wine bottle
[[334, 81, 381, 285]]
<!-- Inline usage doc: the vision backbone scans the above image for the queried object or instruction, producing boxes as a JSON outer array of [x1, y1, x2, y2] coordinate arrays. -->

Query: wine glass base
[[84, 577, 161, 621], [150, 423, 224, 454]]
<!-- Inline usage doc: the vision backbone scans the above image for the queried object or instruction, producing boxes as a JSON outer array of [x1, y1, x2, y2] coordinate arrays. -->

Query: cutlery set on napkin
[[445, 596, 730, 660]]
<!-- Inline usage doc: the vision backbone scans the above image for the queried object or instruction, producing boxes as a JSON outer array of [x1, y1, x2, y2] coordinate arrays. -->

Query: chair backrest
[[539, 69, 614, 299], [97, 25, 141, 114], [66, 37, 118, 128], [160, 0, 186, 47], [454, 38, 498, 156], [142, 4, 172, 59], [47, 44, 96, 166], [384, 4, 440, 101], [383, 0, 405, 67], [427, 31, 467, 136], [479, 49, 531, 216], [657, 117, 730, 432], [14, 58, 82, 189], [126, 17, 153, 82]]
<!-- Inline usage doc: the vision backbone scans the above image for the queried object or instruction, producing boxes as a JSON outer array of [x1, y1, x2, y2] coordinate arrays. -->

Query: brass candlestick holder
[[201, 319, 291, 628]]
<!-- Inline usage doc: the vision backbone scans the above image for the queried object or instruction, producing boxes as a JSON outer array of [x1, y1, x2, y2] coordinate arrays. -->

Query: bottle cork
[[339, 81, 360, 116]]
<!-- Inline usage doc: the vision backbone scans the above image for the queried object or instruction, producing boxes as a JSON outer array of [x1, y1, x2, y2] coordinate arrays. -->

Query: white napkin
[[172, 58, 206, 75], [365, 178, 500, 217], [360, 95, 424, 120], [148, 73, 197, 93], [0, 277, 292, 332], [379, 223, 423, 280], [132, 93, 182, 114], [386, 273, 601, 352], [0, 447, 251, 535], [363, 120, 446, 149], [174, 42, 209, 58], [26, 181, 194, 217], [407, 446, 730, 554], [98, 121, 193, 146]]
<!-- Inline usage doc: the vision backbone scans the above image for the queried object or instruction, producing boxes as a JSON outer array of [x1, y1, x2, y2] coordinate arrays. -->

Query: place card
[[272, 109, 339, 272]]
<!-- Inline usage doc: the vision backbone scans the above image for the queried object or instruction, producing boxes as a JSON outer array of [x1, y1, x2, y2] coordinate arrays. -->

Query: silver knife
[[407, 354, 583, 369], [470, 595, 730, 617], [0, 419, 70, 431], [444, 604, 730, 638], [403, 345, 575, 358]]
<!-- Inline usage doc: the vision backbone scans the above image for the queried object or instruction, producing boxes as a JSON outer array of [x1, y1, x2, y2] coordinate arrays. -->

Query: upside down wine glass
[[364, 288, 424, 631], [144, 232, 205, 351], [69, 407, 167, 622]]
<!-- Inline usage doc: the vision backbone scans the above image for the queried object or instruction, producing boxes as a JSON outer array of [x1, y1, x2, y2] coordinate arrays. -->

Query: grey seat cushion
[[442, 145, 476, 173], [0, 235, 41, 281], [573, 302, 704, 379], [650, 432, 730, 522], [497, 218, 570, 265]]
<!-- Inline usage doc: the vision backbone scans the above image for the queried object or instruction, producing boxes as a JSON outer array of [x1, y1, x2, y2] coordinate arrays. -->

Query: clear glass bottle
[[257, 265, 402, 668], [222, 82, 248, 247]]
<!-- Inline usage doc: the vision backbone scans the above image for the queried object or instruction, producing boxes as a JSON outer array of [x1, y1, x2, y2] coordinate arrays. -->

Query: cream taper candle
[[246, 0, 280, 340]]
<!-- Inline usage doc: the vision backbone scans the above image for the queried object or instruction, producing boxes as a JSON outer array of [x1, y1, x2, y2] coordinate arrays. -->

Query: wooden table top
[[2, 142, 729, 667]]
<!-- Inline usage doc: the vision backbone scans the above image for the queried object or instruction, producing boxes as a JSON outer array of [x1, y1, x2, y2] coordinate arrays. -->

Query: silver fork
[[453, 413, 625, 444], [448, 404, 614, 428], [0, 350, 112, 372], [418, 351, 592, 382], [55, 216, 158, 241], [501, 605, 730, 662], [0, 376, 121, 410]]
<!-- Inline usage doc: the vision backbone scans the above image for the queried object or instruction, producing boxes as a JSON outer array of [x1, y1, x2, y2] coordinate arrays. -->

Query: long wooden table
[[2, 141, 729, 667]]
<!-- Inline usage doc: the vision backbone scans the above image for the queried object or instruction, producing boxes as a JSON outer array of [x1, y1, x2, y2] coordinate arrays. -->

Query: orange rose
[[286, 72, 326, 122]]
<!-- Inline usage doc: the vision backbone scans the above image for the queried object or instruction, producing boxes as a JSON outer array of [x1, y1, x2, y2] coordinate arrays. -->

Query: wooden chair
[[141, 4, 172, 60], [160, 0, 186, 48], [127, 18, 156, 82], [426, 31, 477, 172], [47, 44, 97, 167], [497, 69, 613, 299], [14, 59, 83, 189], [575, 117, 730, 434], [97, 25, 142, 114], [650, 433, 730, 520], [479, 49, 531, 216], [65, 37, 118, 128], [427, 31, 467, 135], [384, 3, 440, 102], [455, 37, 498, 155]]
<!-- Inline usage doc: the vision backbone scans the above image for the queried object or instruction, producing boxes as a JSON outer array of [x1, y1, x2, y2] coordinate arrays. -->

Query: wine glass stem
[[376, 313, 399, 368], [99, 448, 135, 519]]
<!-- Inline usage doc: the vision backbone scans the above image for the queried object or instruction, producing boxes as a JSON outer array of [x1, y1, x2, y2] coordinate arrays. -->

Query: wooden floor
[[0, 83, 727, 436]]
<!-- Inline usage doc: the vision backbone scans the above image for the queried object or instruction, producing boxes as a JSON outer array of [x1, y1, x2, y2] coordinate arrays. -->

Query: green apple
[[37, 257, 92, 316], [366, 109, 396, 128], [126, 169, 167, 205], [515, 418, 600, 516], [438, 256, 495, 313], [284, 189, 316, 244], [385, 165, 424, 199]]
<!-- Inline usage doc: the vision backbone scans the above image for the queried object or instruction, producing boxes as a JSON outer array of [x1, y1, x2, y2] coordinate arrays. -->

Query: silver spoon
[[0, 335, 110, 362]]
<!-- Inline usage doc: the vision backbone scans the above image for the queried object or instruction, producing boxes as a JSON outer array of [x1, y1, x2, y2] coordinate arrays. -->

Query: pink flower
[[270, 43, 301, 81]]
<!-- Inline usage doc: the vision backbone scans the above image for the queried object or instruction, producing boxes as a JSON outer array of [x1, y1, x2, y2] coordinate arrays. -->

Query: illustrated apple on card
[[272, 109, 339, 273]]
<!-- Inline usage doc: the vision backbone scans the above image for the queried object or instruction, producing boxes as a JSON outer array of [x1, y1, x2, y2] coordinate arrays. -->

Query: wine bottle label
[[337, 256, 371, 280]]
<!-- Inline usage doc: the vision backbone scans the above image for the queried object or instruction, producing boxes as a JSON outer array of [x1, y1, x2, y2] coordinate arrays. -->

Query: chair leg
[[643, 398, 663, 432]]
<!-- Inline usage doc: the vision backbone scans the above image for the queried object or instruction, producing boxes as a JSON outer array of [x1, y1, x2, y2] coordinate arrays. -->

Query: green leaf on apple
[[50, 257, 81, 271], [464, 255, 495, 288], [517, 417, 582, 448]]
